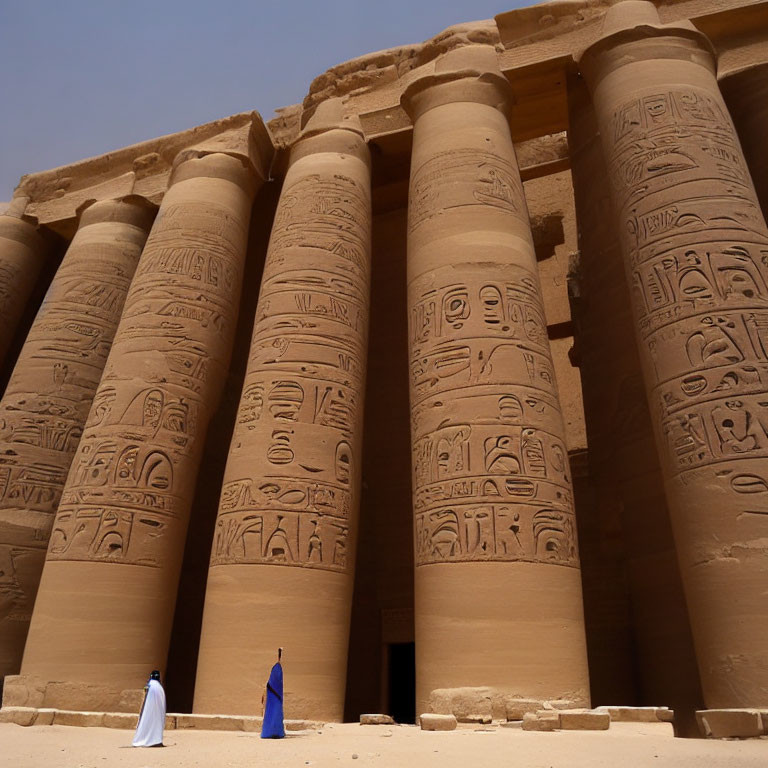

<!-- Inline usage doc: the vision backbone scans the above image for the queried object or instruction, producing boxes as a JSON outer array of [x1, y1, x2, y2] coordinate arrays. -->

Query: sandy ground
[[1, 721, 767, 768]]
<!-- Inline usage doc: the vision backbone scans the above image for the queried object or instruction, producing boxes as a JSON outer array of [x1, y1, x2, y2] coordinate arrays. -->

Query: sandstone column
[[0, 197, 153, 685], [0, 198, 51, 369], [567, 74, 703, 727], [20, 120, 274, 710], [579, 0, 768, 709], [719, 63, 768, 222], [194, 100, 370, 721], [403, 46, 590, 717]]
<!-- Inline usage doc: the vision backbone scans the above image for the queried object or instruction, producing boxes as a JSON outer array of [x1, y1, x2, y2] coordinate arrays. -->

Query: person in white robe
[[132, 670, 166, 747]]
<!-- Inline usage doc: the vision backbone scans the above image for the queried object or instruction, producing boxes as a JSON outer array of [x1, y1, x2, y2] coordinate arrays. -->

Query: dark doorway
[[388, 642, 415, 724]]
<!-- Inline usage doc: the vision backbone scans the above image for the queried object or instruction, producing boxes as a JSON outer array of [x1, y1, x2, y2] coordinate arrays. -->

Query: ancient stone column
[[0, 198, 51, 370], [20, 121, 274, 710], [719, 63, 768, 222], [567, 74, 703, 729], [194, 100, 370, 721], [579, 0, 768, 709], [0, 197, 153, 685], [403, 45, 590, 717]]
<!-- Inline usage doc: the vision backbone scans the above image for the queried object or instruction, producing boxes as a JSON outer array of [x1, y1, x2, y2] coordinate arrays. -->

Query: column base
[[696, 709, 768, 739], [1, 674, 143, 713]]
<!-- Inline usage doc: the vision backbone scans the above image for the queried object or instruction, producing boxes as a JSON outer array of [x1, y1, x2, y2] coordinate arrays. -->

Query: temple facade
[[0, 0, 766, 738]]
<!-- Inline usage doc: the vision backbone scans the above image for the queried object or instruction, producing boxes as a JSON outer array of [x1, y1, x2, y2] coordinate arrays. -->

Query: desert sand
[[1, 721, 767, 768]]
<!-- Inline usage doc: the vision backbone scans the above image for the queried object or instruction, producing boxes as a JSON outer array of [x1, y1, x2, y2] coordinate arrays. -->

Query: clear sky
[[0, 0, 531, 201]]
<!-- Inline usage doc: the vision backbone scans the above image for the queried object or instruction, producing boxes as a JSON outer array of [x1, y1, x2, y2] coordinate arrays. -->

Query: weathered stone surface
[[194, 100, 371, 722], [102, 712, 138, 729], [176, 713, 252, 731], [580, 0, 768, 711], [504, 699, 546, 721], [360, 714, 396, 725], [420, 713, 457, 731], [595, 706, 672, 723], [35, 708, 57, 726], [0, 706, 38, 726], [403, 43, 589, 718], [52, 710, 106, 727], [559, 709, 610, 730], [19, 127, 273, 710], [429, 688, 493, 720], [696, 709, 766, 739], [522, 711, 559, 731], [0, 197, 154, 684]]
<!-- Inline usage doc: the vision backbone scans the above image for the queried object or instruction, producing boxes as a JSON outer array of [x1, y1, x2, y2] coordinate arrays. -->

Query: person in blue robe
[[261, 647, 285, 739]]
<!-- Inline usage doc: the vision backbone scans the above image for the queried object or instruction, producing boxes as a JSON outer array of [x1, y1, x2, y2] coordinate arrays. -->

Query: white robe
[[132, 679, 166, 747]]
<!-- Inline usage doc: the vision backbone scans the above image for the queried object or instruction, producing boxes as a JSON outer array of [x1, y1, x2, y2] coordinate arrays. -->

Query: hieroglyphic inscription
[[210, 166, 371, 573], [0, 203, 150, 661], [47, 170, 253, 568], [605, 88, 768, 510], [408, 148, 525, 233]]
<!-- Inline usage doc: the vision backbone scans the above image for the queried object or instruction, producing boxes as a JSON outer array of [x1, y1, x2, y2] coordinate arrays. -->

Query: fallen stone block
[[420, 713, 457, 731], [52, 710, 106, 727], [360, 714, 395, 725], [103, 712, 139, 729], [286, 719, 323, 731], [458, 714, 492, 724], [596, 706, 672, 723], [559, 710, 610, 730], [697, 709, 765, 739], [505, 699, 544, 721], [522, 711, 559, 731], [0, 707, 38, 726], [429, 687, 493, 719]]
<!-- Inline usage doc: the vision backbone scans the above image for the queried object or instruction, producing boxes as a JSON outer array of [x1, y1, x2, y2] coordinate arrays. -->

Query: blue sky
[[0, 0, 530, 200]]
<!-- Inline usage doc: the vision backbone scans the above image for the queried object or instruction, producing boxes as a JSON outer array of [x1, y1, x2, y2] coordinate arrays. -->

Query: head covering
[[149, 670, 161, 682]]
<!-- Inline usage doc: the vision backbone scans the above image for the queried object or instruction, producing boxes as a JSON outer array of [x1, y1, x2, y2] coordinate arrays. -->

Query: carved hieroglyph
[[0, 197, 153, 683], [719, 62, 768, 223], [567, 74, 703, 725], [20, 129, 273, 703], [580, 0, 768, 708], [194, 100, 371, 720], [0, 201, 50, 368], [403, 46, 590, 716]]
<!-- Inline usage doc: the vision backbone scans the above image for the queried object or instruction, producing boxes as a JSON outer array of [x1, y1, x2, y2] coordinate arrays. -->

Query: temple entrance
[[387, 642, 415, 724]]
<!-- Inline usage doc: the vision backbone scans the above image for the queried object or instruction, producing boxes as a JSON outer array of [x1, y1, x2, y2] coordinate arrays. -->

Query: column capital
[[579, 0, 716, 84], [289, 98, 369, 167], [171, 112, 275, 189], [400, 44, 511, 122], [75, 195, 156, 230]]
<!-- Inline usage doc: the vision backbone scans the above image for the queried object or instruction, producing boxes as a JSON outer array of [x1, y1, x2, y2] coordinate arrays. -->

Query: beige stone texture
[[0, 197, 154, 684], [595, 706, 673, 723], [522, 711, 559, 731], [419, 713, 457, 731], [0, 201, 50, 368], [19, 120, 274, 711], [0, 706, 37, 726], [102, 712, 138, 729], [580, 0, 768, 710], [403, 43, 589, 718], [559, 709, 610, 730], [360, 714, 396, 725], [52, 709, 106, 727], [696, 708, 765, 739], [194, 101, 371, 722], [505, 698, 547, 721], [566, 72, 703, 731]]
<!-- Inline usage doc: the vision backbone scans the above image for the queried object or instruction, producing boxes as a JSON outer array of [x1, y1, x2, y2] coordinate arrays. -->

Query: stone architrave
[[567, 74, 704, 727], [20, 121, 274, 709], [194, 99, 371, 721], [402, 45, 590, 717], [719, 63, 768, 222], [0, 198, 51, 368], [579, 0, 768, 709], [0, 197, 154, 683]]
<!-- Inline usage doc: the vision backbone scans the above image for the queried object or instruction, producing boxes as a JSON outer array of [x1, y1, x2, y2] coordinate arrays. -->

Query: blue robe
[[261, 662, 285, 738]]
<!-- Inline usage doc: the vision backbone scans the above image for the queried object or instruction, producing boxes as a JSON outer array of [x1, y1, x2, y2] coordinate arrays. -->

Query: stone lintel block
[[0, 707, 38, 726], [420, 713, 458, 731], [103, 712, 139, 729], [360, 714, 396, 725], [595, 706, 673, 723], [559, 709, 610, 730], [696, 709, 766, 739], [52, 710, 106, 727], [522, 711, 559, 731]]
